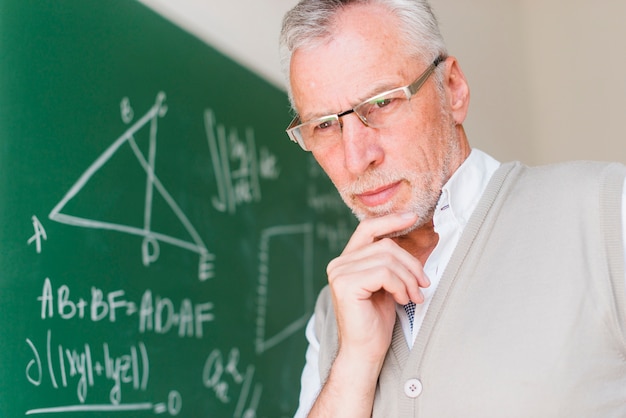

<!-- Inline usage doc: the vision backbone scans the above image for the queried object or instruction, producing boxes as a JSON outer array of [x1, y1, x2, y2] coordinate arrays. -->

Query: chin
[[349, 198, 399, 220], [378, 222, 421, 239], [351, 206, 426, 236]]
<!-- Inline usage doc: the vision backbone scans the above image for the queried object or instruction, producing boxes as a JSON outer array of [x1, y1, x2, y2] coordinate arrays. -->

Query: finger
[[331, 237, 430, 290], [338, 260, 424, 305], [343, 212, 418, 253], [331, 263, 423, 306], [328, 241, 426, 304]]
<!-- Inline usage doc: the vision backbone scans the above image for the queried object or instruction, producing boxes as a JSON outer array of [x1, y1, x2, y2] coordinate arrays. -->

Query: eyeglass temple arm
[[408, 55, 446, 96]]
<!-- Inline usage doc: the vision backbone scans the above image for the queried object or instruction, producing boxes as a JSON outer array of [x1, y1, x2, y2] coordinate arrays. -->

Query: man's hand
[[328, 212, 430, 361], [308, 212, 430, 417]]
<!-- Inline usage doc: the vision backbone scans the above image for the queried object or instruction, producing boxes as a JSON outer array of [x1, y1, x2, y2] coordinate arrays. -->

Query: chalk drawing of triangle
[[49, 92, 208, 260]]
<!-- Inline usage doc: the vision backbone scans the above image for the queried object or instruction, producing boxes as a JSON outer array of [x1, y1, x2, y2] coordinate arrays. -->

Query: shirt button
[[404, 378, 423, 398]]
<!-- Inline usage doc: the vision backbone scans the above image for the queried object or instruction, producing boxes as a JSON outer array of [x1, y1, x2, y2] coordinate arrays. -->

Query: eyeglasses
[[286, 56, 445, 152]]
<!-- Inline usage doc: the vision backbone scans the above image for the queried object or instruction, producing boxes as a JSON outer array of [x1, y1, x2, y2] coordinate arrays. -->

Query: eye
[[313, 118, 339, 133], [316, 120, 333, 130], [373, 98, 393, 109]]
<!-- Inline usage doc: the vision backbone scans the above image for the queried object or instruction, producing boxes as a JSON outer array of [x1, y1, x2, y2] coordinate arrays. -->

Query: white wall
[[430, 0, 534, 163], [138, 0, 297, 89], [519, 0, 626, 165], [140, 0, 626, 165]]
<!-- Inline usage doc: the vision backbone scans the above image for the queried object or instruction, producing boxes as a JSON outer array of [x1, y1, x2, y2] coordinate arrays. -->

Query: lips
[[355, 181, 402, 207]]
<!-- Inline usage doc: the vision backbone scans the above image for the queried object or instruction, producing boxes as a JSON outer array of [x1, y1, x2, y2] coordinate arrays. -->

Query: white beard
[[338, 115, 460, 237]]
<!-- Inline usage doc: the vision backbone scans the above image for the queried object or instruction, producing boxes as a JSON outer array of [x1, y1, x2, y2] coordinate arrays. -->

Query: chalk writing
[[138, 289, 214, 338], [25, 397, 181, 416], [204, 109, 280, 215], [305, 153, 348, 217], [16, 90, 320, 417], [27, 215, 47, 254], [307, 183, 347, 214], [120, 96, 134, 124], [202, 347, 261, 417], [25, 330, 151, 407], [37, 278, 214, 338], [48, 92, 215, 281], [316, 219, 353, 253]]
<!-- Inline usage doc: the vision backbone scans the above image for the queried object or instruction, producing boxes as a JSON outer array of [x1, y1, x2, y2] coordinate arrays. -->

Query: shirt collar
[[434, 149, 501, 231]]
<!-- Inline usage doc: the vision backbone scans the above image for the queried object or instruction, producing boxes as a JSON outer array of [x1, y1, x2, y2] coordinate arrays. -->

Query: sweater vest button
[[403, 378, 423, 398]]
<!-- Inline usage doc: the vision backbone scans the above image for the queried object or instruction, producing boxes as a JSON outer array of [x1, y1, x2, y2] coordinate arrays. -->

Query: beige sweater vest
[[314, 161, 626, 417]]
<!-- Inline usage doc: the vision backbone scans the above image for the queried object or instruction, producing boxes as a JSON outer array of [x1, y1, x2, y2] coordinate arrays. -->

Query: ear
[[443, 56, 470, 125]]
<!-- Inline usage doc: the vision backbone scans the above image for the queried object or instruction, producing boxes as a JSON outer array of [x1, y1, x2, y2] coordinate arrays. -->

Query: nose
[[340, 113, 384, 175]]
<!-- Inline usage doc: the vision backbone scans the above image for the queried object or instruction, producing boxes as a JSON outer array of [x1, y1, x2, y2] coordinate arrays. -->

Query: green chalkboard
[[0, 1, 356, 416]]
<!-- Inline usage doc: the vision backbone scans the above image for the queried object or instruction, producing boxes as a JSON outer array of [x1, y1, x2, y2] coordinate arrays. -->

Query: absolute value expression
[[38, 277, 214, 339], [24, 329, 182, 416], [26, 329, 149, 406]]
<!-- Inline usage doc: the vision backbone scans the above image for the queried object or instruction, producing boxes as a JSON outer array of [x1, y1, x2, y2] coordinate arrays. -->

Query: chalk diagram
[[48, 92, 214, 281], [255, 223, 314, 354]]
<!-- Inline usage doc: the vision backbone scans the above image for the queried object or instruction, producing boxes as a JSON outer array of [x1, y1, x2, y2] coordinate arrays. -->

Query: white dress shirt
[[294, 150, 626, 417]]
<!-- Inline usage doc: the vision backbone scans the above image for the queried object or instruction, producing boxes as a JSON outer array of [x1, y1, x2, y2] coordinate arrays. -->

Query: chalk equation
[[26, 330, 149, 405], [25, 330, 182, 416], [37, 277, 214, 339], [205, 109, 280, 215], [202, 347, 262, 418], [24, 330, 260, 416]]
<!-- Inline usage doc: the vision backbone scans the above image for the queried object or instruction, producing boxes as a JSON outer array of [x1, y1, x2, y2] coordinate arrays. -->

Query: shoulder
[[499, 160, 625, 199], [515, 160, 625, 181]]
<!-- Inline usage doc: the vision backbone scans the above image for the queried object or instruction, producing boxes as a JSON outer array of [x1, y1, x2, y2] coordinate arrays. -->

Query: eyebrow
[[355, 80, 401, 103], [300, 80, 403, 123]]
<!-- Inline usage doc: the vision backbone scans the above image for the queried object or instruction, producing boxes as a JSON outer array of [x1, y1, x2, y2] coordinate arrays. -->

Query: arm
[[307, 213, 430, 417]]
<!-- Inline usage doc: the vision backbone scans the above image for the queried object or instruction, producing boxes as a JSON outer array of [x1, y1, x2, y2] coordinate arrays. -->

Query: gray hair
[[279, 0, 448, 107]]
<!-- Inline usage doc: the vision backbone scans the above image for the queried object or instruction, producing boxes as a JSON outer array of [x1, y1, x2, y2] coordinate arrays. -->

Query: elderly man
[[279, 0, 626, 416]]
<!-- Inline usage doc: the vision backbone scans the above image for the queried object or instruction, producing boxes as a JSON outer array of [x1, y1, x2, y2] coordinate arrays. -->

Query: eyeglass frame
[[285, 55, 446, 151]]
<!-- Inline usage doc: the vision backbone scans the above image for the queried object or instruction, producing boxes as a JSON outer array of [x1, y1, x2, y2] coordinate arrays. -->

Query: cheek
[[312, 146, 347, 184]]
